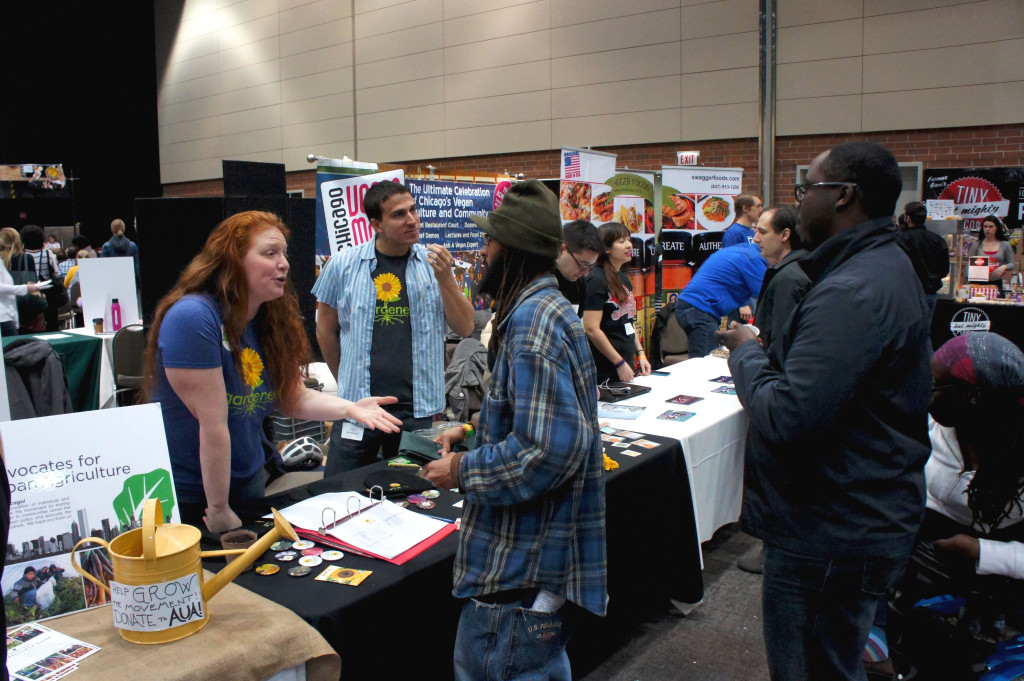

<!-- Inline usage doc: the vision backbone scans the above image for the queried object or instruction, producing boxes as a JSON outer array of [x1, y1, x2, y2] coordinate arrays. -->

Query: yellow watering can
[[71, 497, 298, 644]]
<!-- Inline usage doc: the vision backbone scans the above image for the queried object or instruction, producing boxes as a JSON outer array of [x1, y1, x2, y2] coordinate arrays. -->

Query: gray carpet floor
[[579, 524, 769, 680]]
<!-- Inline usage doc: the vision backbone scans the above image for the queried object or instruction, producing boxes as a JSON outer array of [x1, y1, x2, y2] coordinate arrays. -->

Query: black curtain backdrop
[[0, 2, 161, 250]]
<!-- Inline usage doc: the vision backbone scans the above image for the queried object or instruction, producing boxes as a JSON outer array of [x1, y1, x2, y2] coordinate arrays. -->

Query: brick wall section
[[163, 124, 1024, 199]]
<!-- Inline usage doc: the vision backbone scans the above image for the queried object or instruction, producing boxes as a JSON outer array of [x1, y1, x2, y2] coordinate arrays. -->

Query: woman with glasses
[[968, 215, 1014, 297], [582, 222, 651, 382]]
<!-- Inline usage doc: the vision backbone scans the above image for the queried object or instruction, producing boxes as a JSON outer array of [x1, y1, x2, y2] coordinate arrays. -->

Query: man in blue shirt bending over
[[721, 193, 763, 247], [313, 181, 474, 474], [674, 242, 767, 358], [424, 180, 606, 681]]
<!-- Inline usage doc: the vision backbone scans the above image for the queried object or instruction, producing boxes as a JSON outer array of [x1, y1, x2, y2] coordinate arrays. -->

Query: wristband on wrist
[[615, 358, 627, 368], [461, 423, 475, 437], [637, 350, 646, 357]]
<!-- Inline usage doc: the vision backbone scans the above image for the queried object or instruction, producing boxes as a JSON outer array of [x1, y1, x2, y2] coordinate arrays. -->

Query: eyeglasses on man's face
[[794, 182, 859, 203], [568, 249, 596, 272]]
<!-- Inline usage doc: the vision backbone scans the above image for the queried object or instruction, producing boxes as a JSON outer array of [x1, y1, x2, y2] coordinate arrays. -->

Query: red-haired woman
[[145, 211, 400, 533]]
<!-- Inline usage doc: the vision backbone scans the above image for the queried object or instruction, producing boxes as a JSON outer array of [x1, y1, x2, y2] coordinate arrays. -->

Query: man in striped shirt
[[313, 181, 474, 474], [424, 180, 606, 681]]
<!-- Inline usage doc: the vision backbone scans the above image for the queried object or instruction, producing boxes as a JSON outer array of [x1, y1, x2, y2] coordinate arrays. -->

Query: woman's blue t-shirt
[[151, 294, 277, 500]]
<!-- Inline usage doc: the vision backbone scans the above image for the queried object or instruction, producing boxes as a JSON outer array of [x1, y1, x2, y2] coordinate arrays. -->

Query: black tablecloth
[[931, 299, 1024, 350], [208, 432, 702, 679]]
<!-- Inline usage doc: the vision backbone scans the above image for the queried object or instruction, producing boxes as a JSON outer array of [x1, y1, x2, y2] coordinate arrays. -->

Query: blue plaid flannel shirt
[[454, 275, 608, 616]]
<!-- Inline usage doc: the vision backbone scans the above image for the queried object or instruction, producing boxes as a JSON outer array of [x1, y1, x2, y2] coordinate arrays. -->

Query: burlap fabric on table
[[44, 570, 340, 681]]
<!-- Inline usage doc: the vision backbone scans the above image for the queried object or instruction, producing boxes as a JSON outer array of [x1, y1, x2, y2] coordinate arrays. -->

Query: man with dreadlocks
[[423, 179, 606, 681]]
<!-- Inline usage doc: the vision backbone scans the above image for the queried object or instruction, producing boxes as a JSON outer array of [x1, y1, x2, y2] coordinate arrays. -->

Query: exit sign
[[676, 151, 700, 165]]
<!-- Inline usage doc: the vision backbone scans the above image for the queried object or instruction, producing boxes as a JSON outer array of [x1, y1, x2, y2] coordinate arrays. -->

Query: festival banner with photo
[[0, 405, 179, 626], [659, 166, 744, 305]]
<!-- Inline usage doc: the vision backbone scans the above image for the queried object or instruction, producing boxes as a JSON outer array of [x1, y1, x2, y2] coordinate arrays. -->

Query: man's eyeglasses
[[567, 249, 596, 272], [794, 182, 859, 203]]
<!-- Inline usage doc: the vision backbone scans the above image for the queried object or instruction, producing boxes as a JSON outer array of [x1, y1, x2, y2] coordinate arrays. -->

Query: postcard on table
[[709, 375, 734, 384], [667, 394, 703, 405], [712, 385, 737, 395], [657, 410, 696, 423]]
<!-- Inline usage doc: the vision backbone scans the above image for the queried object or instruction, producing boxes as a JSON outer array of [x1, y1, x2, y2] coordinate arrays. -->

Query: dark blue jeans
[[454, 593, 575, 681], [762, 544, 911, 681], [674, 302, 720, 358]]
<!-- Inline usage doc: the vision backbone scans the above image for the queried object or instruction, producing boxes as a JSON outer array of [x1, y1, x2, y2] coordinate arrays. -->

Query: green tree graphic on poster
[[112, 470, 176, 529]]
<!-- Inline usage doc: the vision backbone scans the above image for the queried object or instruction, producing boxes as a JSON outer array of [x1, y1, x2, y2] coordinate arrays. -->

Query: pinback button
[[301, 547, 324, 556], [394, 500, 409, 508], [288, 566, 312, 577], [418, 500, 436, 510], [407, 494, 426, 504], [292, 540, 315, 550], [275, 551, 298, 561], [422, 490, 440, 499], [255, 563, 280, 576], [298, 556, 322, 567], [321, 550, 344, 561], [271, 540, 292, 551]]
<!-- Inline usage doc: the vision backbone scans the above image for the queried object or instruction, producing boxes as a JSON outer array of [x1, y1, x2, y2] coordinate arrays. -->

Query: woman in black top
[[583, 222, 651, 382]]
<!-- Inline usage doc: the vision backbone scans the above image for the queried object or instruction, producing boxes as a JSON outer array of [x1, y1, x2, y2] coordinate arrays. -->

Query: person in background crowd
[[144, 210, 401, 533], [424, 180, 606, 681], [722, 194, 764, 248], [583, 222, 650, 382], [718, 140, 932, 681], [101, 218, 140, 282], [57, 246, 78, 280], [736, 204, 810, 576], [45, 235, 60, 252], [897, 201, 951, 321], [0, 228, 42, 336], [64, 248, 93, 290], [751, 205, 810, 353], [313, 181, 474, 475], [553, 219, 603, 313], [969, 214, 1014, 297], [19, 225, 61, 332], [71, 234, 97, 259], [863, 331, 1024, 679], [674, 241, 766, 358]]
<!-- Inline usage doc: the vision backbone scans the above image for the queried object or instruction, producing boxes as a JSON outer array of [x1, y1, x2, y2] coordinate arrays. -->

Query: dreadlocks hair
[[486, 246, 555, 357], [964, 391, 1024, 532]]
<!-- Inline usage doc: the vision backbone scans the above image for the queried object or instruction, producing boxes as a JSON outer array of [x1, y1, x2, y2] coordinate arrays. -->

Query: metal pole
[[759, 0, 777, 206]]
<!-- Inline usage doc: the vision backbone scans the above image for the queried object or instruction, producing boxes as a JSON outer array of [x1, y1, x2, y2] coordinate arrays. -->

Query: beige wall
[[156, 0, 1024, 184]]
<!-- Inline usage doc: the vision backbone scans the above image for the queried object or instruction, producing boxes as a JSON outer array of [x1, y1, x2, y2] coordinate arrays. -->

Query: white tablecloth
[[65, 327, 116, 408], [601, 356, 748, 546]]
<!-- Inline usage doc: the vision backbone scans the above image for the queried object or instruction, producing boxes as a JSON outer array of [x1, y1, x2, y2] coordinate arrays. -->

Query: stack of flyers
[[657, 410, 696, 423], [6, 623, 99, 681]]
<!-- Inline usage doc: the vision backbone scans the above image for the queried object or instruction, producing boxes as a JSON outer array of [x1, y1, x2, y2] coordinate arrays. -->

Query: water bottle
[[111, 298, 122, 331]]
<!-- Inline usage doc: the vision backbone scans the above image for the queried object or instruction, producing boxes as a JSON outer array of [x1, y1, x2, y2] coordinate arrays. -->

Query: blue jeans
[[762, 545, 910, 681], [454, 593, 575, 681], [674, 302, 720, 358]]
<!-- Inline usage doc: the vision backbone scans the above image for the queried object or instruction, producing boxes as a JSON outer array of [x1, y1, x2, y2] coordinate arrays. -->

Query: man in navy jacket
[[718, 141, 932, 681]]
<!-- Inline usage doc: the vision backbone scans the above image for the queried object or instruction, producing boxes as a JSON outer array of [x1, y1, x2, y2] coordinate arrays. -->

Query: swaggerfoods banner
[[659, 166, 744, 305], [923, 167, 1024, 232]]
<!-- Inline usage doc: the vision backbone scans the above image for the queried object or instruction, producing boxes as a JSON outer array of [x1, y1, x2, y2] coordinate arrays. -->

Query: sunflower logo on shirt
[[240, 347, 264, 390], [373, 272, 408, 326]]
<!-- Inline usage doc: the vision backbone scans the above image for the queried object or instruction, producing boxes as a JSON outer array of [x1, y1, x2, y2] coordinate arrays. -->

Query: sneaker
[[737, 546, 764, 574]]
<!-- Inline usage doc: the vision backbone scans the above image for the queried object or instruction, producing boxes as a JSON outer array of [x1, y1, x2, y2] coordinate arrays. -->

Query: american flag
[[563, 151, 580, 179]]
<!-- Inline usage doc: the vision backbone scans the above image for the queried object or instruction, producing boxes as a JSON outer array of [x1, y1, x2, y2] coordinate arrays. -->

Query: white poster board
[[319, 169, 405, 253], [0, 404, 179, 625], [77, 258, 139, 333]]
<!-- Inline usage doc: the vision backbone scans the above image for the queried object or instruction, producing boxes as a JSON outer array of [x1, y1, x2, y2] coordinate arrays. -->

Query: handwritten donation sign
[[110, 574, 205, 632]]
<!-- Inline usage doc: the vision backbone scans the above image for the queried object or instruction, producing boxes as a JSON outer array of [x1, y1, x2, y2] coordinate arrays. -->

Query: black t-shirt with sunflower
[[370, 250, 414, 420]]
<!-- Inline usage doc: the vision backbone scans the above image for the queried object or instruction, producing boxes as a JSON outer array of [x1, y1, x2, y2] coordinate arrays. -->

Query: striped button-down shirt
[[454, 275, 608, 616], [311, 237, 445, 418]]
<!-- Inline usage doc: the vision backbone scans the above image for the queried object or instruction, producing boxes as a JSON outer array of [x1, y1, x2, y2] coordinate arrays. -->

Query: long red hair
[[143, 211, 311, 409]]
